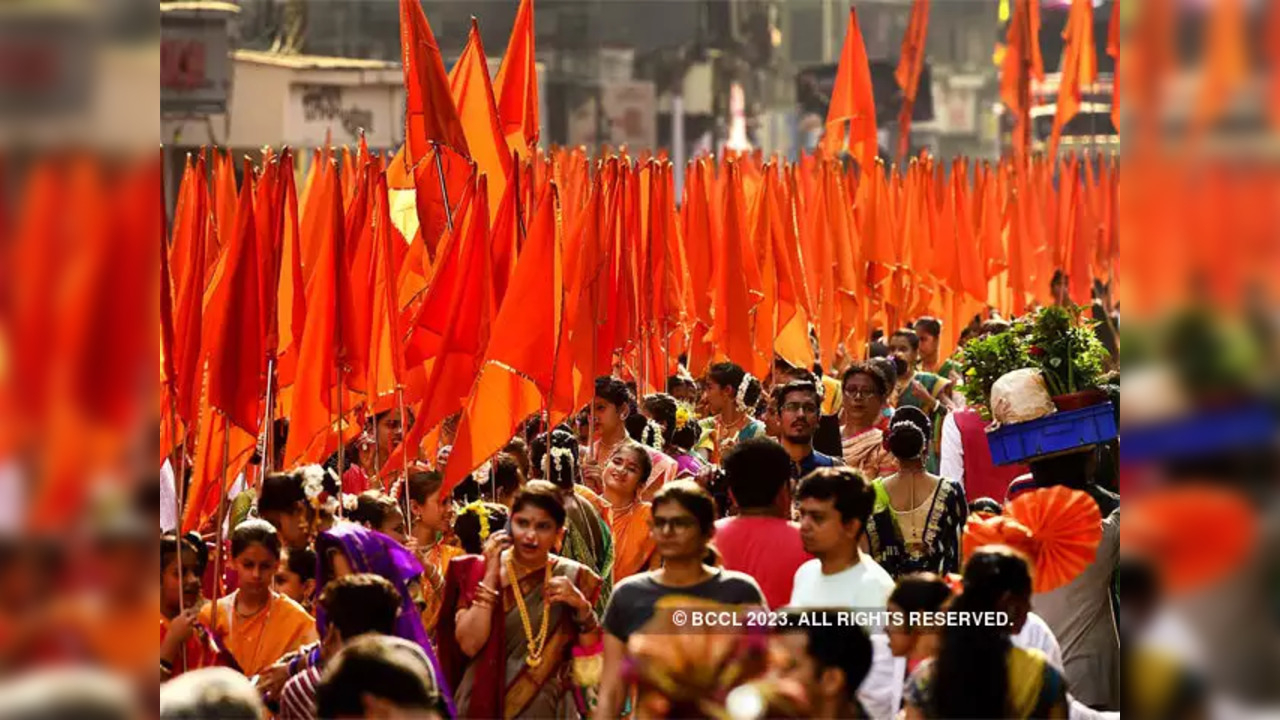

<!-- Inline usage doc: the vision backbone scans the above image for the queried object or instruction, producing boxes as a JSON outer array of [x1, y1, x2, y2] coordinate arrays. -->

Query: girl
[[886, 573, 954, 677], [440, 482, 603, 718], [903, 546, 1069, 719], [866, 407, 968, 578], [696, 363, 766, 465], [273, 547, 317, 614], [601, 442, 656, 584], [839, 362, 899, 481], [198, 520, 317, 679], [401, 469, 465, 637], [160, 531, 223, 678]]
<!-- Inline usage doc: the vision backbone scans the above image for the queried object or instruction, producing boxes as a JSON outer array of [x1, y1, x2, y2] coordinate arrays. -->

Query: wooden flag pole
[[164, 391, 189, 672]]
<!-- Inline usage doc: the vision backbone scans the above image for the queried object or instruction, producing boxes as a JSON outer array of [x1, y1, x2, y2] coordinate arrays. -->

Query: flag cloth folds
[[895, 0, 931, 160], [820, 9, 878, 171], [493, 0, 540, 159], [400, 0, 469, 164], [1049, 0, 1097, 159], [445, 179, 570, 493]]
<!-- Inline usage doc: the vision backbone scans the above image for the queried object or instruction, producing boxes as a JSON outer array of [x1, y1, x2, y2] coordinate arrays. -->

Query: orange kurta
[[199, 590, 317, 677]]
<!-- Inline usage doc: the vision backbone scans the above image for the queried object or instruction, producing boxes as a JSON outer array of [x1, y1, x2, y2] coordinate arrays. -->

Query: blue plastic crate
[[1122, 403, 1275, 464], [987, 402, 1117, 466]]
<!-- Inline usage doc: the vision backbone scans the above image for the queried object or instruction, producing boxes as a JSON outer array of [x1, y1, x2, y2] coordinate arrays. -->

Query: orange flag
[[169, 155, 209, 428], [680, 160, 716, 375], [274, 150, 307, 405], [404, 176, 493, 439], [207, 150, 236, 280], [399, 0, 469, 164], [1107, 0, 1121, 131], [1050, 0, 1097, 159], [204, 160, 263, 435], [821, 9, 879, 171], [445, 180, 570, 493], [450, 18, 512, 220], [895, 0, 931, 160], [282, 161, 355, 467], [1001, 0, 1040, 159], [713, 162, 766, 376], [367, 168, 410, 415], [1195, 0, 1246, 135], [493, 0, 540, 159]]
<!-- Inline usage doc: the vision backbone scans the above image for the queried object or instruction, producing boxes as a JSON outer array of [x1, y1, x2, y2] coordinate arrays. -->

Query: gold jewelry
[[506, 555, 552, 668]]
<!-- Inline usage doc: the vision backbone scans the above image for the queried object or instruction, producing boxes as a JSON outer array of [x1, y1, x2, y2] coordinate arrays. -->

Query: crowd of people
[[154, 313, 1126, 720]]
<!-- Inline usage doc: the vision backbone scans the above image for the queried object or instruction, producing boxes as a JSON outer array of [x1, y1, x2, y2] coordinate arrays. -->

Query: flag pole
[[432, 143, 454, 234], [335, 362, 346, 519], [513, 150, 528, 244], [397, 384, 411, 537], [211, 411, 232, 638], [165, 392, 189, 672], [259, 358, 276, 479]]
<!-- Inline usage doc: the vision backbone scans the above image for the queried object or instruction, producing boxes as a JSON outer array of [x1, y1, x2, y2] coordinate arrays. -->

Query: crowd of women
[[156, 314, 1128, 720]]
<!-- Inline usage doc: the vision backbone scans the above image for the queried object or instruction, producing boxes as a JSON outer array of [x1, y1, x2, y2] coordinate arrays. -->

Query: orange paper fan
[[1006, 486, 1103, 594], [963, 515, 1038, 566], [1122, 485, 1255, 595]]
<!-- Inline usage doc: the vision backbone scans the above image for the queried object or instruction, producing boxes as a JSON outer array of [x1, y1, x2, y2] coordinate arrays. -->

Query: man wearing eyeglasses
[[773, 381, 845, 482]]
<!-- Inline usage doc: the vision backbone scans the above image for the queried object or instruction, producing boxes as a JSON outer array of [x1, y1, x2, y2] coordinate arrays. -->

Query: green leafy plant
[[958, 331, 1031, 419], [1022, 305, 1108, 398]]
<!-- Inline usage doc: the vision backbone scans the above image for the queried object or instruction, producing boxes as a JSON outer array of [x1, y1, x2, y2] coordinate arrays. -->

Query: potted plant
[[958, 330, 1031, 420], [1021, 305, 1109, 410]]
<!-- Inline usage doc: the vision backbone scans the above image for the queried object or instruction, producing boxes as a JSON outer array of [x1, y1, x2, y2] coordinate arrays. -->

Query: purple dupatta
[[315, 521, 456, 717]]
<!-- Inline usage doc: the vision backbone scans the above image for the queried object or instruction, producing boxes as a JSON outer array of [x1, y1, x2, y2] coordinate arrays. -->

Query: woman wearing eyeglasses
[[839, 362, 900, 482], [593, 481, 766, 720]]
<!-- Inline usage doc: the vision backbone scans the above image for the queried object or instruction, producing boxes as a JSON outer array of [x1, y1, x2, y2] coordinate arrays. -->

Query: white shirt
[[939, 412, 964, 487], [789, 555, 903, 720], [1013, 612, 1064, 674]]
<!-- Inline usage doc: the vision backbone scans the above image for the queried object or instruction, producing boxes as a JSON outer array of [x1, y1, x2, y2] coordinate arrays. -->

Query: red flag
[[895, 0, 931, 160], [1050, 0, 1097, 159], [450, 18, 513, 220], [680, 160, 716, 375], [494, 0, 540, 159], [205, 160, 263, 435], [821, 9, 879, 171], [1195, 0, 1246, 134], [399, 0, 469, 164], [445, 179, 571, 493]]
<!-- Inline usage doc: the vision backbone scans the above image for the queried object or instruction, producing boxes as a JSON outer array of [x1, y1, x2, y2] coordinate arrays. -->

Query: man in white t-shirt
[[788, 467, 901, 719]]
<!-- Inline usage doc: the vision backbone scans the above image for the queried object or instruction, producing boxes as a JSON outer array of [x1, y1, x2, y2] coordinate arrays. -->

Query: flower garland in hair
[[674, 404, 692, 431], [300, 465, 343, 514], [547, 446, 575, 480], [641, 419, 665, 451], [736, 373, 755, 408], [457, 499, 491, 542]]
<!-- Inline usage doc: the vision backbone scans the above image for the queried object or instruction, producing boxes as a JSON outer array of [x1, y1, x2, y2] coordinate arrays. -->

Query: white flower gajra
[[548, 446, 574, 478], [322, 495, 340, 515], [736, 373, 755, 408], [300, 465, 325, 500], [341, 493, 359, 512]]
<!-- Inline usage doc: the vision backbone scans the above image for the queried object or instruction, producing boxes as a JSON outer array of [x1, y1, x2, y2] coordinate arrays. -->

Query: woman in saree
[[839, 362, 899, 482], [198, 520, 317, 679], [160, 531, 224, 679], [439, 481, 603, 719], [865, 407, 968, 578], [601, 442, 657, 584], [903, 546, 1069, 719], [531, 429, 615, 615]]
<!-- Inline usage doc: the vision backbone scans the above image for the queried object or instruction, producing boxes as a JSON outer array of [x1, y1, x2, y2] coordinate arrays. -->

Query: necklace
[[506, 553, 553, 668], [234, 593, 269, 619]]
